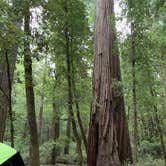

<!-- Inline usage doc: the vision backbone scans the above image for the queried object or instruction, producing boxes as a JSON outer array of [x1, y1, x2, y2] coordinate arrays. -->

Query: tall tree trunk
[[131, 22, 138, 165], [87, 0, 132, 165], [38, 61, 47, 144], [38, 94, 44, 144], [23, 3, 40, 166]]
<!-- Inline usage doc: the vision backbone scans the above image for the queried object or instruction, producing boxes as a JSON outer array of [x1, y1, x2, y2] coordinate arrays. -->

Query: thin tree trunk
[[23, 3, 40, 166], [64, 114, 71, 155], [87, 0, 132, 165], [127, 106, 130, 121], [38, 94, 44, 144], [0, 53, 8, 142]]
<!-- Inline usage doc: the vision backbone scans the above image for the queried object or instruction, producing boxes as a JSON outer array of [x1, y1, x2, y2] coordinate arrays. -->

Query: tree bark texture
[[23, 3, 40, 166], [87, 0, 132, 165]]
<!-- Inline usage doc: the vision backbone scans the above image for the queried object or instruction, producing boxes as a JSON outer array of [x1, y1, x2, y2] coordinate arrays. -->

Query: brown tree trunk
[[0, 53, 9, 142], [23, 3, 40, 166], [87, 0, 132, 165]]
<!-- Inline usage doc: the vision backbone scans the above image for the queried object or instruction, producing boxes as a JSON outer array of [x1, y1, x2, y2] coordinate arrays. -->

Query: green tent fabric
[[0, 143, 17, 165]]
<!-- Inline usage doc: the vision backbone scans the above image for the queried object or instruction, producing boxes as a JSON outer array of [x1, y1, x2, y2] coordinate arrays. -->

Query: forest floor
[[41, 164, 76, 166]]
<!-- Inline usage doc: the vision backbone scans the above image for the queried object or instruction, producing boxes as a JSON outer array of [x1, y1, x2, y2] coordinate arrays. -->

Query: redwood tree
[[87, 0, 132, 165]]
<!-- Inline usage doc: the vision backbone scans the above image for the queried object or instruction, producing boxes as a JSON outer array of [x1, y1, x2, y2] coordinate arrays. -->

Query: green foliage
[[40, 140, 55, 163], [0, 1, 22, 50], [136, 157, 164, 166], [139, 140, 162, 158]]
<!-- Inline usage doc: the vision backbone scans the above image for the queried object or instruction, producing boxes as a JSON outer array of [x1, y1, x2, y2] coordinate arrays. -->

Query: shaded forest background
[[0, 0, 165, 165]]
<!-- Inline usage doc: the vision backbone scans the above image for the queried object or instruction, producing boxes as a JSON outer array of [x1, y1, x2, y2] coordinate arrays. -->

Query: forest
[[0, 0, 165, 166]]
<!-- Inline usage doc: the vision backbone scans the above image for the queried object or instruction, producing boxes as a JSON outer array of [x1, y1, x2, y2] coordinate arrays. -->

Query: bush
[[136, 156, 164, 166], [39, 140, 55, 164], [139, 140, 162, 158]]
